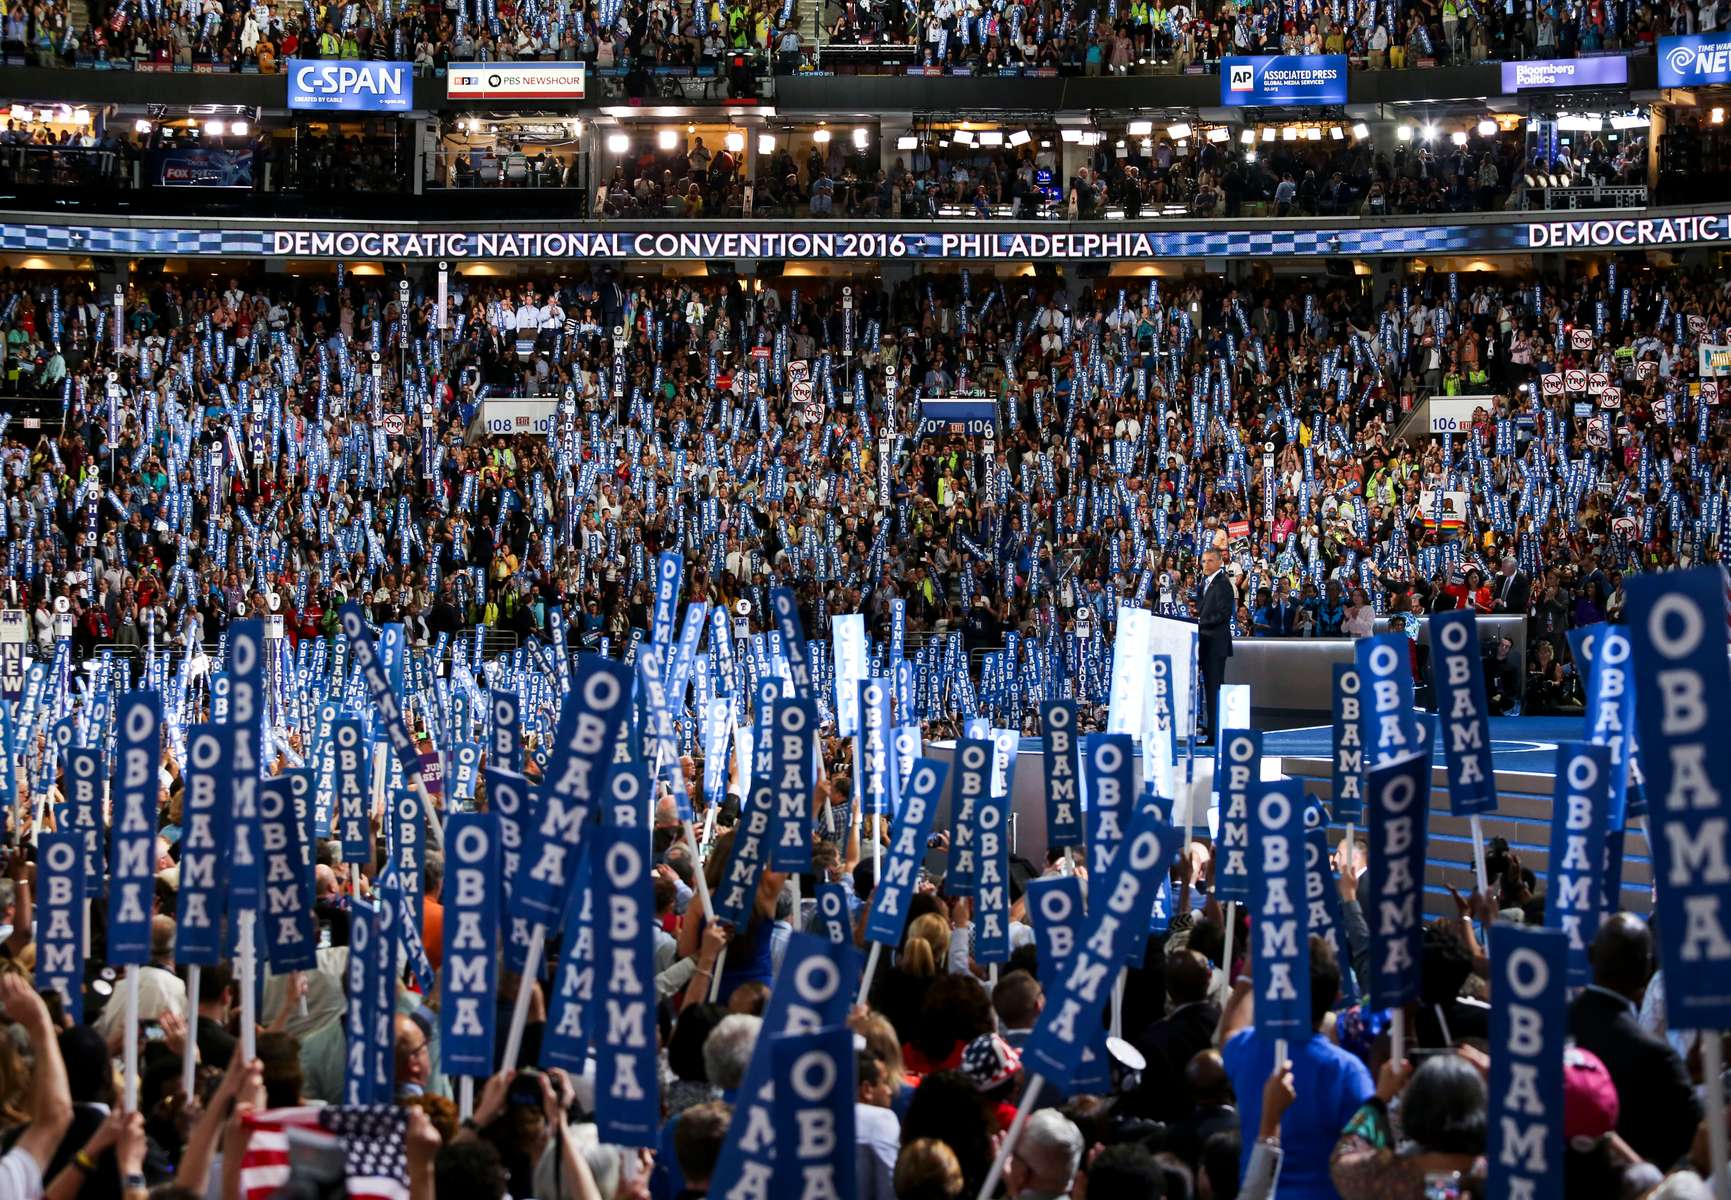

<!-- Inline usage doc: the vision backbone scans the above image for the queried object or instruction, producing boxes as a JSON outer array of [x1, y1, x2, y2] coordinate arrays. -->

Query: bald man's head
[[1590, 912, 1654, 1001]]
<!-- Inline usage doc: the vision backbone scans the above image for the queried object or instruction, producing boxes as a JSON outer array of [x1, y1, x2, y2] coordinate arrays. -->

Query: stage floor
[[1253, 714, 1583, 778]]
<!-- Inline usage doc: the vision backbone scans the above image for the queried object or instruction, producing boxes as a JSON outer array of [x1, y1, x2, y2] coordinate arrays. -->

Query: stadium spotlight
[[205, 119, 226, 136], [1396, 124, 1413, 141], [1351, 122, 1370, 140], [1060, 128, 1082, 142], [658, 129, 679, 150], [1329, 125, 1344, 140], [1281, 126, 1297, 141], [1305, 126, 1321, 140], [607, 133, 630, 154], [1127, 120, 1153, 136], [979, 130, 1004, 146], [853, 127, 871, 148], [1421, 123, 1438, 140], [232, 120, 249, 136], [953, 129, 975, 146], [813, 127, 832, 143], [1244, 150, 1258, 162], [1008, 130, 1032, 146], [1450, 130, 1468, 146], [725, 131, 745, 152], [1166, 122, 1191, 140], [897, 135, 919, 149], [1714, 107, 1727, 124], [1261, 127, 1275, 141], [1207, 127, 1229, 142], [1239, 129, 1255, 144], [134, 119, 153, 134], [758, 133, 776, 154], [1477, 119, 1498, 137]]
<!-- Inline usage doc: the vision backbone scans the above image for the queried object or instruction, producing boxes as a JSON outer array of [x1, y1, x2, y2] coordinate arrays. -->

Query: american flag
[[239, 1105, 409, 1200]]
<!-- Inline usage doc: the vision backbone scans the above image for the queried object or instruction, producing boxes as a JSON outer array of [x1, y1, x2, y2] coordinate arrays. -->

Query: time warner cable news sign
[[1221, 55, 1347, 106], [287, 59, 413, 111], [1659, 31, 1731, 86]]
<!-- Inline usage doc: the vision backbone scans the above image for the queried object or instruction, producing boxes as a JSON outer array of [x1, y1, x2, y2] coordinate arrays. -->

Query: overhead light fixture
[[1281, 126, 1297, 141], [205, 119, 226, 136], [1208, 127, 1230, 143], [1351, 122, 1370, 140], [1305, 126, 1321, 141], [853, 127, 871, 148], [813, 127, 832, 144], [952, 129, 974, 146], [231, 120, 249, 136], [758, 133, 777, 154], [1610, 113, 1650, 130], [1167, 122, 1192, 140], [1397, 124, 1414, 142], [607, 133, 630, 154], [897, 134, 918, 149], [658, 128, 679, 150], [1478, 118, 1498, 137], [1008, 129, 1031, 146], [1127, 120, 1153, 136], [1060, 128, 1082, 142], [1450, 130, 1468, 146], [724, 131, 745, 152], [134, 119, 153, 134], [1421, 123, 1438, 140], [1240, 129, 1255, 145], [1714, 107, 1727, 125], [1329, 125, 1344, 140], [1261, 127, 1275, 142], [73, 108, 90, 124], [979, 130, 1003, 146]]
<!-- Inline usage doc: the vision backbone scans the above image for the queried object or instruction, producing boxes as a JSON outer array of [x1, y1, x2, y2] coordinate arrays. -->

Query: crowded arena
[[2, 19, 1731, 1200]]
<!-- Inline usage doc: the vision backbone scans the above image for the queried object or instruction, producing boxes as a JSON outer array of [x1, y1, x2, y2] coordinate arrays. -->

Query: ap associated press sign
[[287, 59, 413, 111], [1660, 31, 1731, 86], [447, 62, 587, 100], [1221, 55, 1347, 106]]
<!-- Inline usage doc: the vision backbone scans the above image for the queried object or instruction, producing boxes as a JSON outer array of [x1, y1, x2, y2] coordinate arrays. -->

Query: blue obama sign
[[1221, 55, 1348, 106]]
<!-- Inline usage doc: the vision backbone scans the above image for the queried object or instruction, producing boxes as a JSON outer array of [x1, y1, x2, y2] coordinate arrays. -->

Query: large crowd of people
[[3, 0, 1726, 77], [0, 253, 1721, 1199]]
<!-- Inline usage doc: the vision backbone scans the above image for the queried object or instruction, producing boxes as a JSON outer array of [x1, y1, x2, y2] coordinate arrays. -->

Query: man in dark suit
[[1492, 555, 1530, 614], [1196, 548, 1235, 744], [1569, 913, 1700, 1169], [1125, 949, 1223, 1122]]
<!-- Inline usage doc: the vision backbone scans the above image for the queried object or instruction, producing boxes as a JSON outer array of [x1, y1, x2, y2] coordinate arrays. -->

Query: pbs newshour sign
[[286, 59, 413, 111], [1221, 55, 1347, 106], [447, 63, 587, 100], [1660, 31, 1731, 86]]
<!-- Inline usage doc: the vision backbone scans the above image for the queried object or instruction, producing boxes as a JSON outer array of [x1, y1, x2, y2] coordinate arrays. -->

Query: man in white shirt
[[514, 291, 544, 335], [96, 916, 187, 1047]]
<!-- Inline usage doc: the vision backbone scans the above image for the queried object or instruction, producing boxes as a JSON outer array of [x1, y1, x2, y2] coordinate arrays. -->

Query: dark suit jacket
[[1494, 569, 1531, 614], [1125, 1001, 1222, 1122], [1569, 987, 1700, 1168], [1198, 571, 1236, 660]]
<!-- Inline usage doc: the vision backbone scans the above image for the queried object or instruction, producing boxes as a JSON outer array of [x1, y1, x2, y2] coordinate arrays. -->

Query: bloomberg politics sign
[[1221, 55, 1348, 106], [1660, 32, 1731, 87], [1501, 56, 1628, 91], [11, 213, 1731, 262], [287, 59, 413, 111]]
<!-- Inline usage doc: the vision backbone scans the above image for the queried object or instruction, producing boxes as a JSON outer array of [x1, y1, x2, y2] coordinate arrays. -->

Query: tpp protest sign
[[259, 778, 317, 971], [864, 757, 945, 946], [1547, 743, 1610, 988], [706, 936, 853, 1200], [1366, 747, 1432, 1008], [1250, 779, 1311, 1035], [948, 737, 994, 895], [35, 833, 85, 1022], [770, 1026, 857, 1200], [1020, 810, 1179, 1087], [595, 823, 659, 1147], [174, 724, 232, 964], [1486, 925, 1567, 1200], [1357, 633, 1416, 770], [1626, 568, 1731, 1028], [106, 692, 160, 965], [441, 813, 501, 1079], [515, 655, 632, 925], [1215, 730, 1262, 902], [1041, 701, 1083, 848], [768, 696, 818, 872], [1083, 732, 1135, 878], [1430, 610, 1495, 815]]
